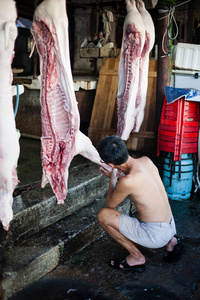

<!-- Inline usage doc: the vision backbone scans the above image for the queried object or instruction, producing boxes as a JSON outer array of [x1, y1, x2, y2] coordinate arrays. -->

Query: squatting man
[[96, 135, 184, 271]]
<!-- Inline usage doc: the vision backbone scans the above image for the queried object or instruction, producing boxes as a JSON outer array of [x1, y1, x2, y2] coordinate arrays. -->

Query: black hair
[[97, 135, 129, 165]]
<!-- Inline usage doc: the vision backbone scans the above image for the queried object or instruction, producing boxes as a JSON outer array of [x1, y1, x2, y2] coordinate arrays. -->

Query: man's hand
[[100, 167, 118, 185], [99, 166, 112, 177]]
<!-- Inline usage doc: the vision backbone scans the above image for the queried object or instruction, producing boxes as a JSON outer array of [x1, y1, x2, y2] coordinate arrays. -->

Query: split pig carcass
[[133, 0, 155, 132], [117, 0, 155, 140], [31, 0, 111, 204], [0, 0, 19, 231]]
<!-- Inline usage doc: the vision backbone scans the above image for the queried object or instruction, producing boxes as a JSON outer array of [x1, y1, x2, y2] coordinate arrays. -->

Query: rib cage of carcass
[[31, 1, 110, 204], [31, 7, 79, 204]]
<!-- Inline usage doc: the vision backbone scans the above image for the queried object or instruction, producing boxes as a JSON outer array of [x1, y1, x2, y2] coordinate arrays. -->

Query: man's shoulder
[[139, 155, 152, 162], [138, 156, 155, 168]]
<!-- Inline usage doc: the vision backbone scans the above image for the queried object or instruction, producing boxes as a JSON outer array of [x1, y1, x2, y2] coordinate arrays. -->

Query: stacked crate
[[157, 96, 200, 200], [157, 96, 199, 161]]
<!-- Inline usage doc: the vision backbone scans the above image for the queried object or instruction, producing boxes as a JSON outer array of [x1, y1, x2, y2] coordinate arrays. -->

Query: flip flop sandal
[[164, 242, 185, 263], [108, 258, 145, 272]]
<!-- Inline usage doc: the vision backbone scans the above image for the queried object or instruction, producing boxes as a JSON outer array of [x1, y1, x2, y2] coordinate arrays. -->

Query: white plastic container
[[173, 43, 200, 71]]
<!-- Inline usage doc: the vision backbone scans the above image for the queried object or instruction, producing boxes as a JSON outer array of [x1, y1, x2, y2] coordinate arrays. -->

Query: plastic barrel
[[162, 153, 194, 200]]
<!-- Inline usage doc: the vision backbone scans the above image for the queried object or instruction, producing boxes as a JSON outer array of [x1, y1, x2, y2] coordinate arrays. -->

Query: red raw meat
[[31, 0, 111, 204]]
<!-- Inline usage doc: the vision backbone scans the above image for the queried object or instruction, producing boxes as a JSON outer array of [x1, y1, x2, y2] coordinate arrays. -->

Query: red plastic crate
[[157, 96, 200, 161]]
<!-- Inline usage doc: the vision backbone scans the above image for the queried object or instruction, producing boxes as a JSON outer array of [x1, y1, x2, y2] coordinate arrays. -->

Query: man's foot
[[166, 236, 177, 252], [108, 258, 145, 272], [164, 242, 185, 263]]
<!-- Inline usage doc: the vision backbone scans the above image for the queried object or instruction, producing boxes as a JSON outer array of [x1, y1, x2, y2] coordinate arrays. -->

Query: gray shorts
[[119, 214, 176, 249]]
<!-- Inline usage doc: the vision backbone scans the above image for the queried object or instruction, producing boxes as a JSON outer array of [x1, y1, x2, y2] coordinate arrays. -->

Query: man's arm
[[106, 168, 118, 203], [106, 171, 133, 209]]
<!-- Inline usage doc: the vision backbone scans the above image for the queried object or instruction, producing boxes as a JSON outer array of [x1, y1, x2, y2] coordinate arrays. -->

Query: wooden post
[[155, 8, 170, 144]]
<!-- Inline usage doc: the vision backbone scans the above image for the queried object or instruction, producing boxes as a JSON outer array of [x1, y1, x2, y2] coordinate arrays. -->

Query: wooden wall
[[88, 58, 157, 152]]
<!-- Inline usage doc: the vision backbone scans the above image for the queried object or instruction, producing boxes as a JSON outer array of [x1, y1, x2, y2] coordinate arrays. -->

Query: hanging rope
[[158, 0, 192, 79], [158, 6, 178, 57], [158, 0, 192, 57], [14, 84, 19, 118]]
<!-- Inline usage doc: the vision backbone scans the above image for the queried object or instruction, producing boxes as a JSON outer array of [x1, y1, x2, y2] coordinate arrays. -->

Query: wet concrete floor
[[10, 195, 200, 300], [9, 138, 200, 299]]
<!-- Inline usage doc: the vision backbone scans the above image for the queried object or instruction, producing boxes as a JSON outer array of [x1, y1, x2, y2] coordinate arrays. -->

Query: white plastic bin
[[173, 43, 200, 71]]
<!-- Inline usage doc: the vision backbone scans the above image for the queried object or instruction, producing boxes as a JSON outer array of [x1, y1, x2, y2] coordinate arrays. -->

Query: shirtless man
[[97, 135, 184, 271]]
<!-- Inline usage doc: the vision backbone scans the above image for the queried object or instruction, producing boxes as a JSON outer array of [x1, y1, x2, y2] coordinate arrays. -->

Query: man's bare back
[[101, 155, 172, 224], [125, 156, 173, 223]]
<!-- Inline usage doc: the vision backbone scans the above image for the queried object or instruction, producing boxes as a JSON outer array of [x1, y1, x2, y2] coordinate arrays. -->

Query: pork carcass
[[117, 0, 145, 140], [31, 0, 111, 204], [0, 0, 19, 230], [133, 0, 155, 132], [117, 0, 155, 140]]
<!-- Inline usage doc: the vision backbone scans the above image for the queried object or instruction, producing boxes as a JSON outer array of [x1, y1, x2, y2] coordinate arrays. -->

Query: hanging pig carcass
[[0, 0, 19, 230], [31, 0, 111, 204], [117, 0, 155, 140], [133, 0, 155, 132]]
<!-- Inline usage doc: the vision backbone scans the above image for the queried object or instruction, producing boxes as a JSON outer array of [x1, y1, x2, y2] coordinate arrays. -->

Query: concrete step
[[1, 196, 131, 300], [0, 162, 109, 248]]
